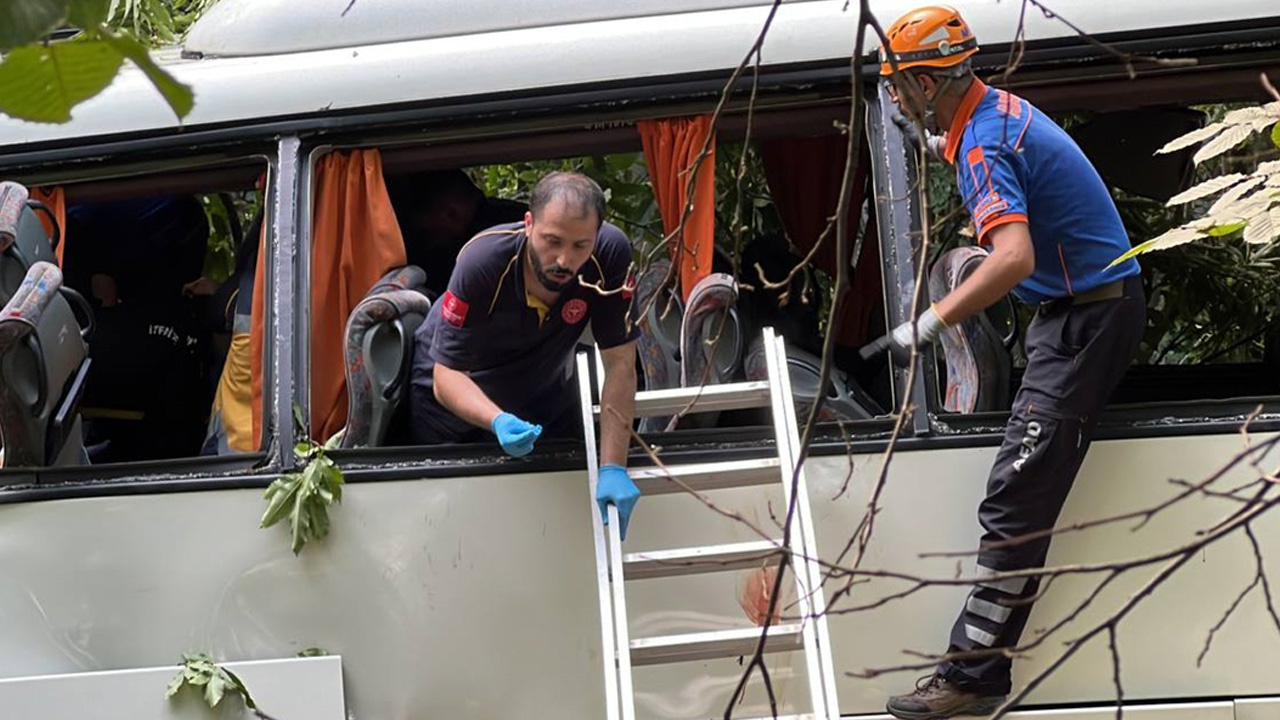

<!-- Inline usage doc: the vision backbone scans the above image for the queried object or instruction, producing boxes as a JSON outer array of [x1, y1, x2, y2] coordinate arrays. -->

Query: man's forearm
[[433, 362, 503, 431], [934, 223, 1035, 325], [598, 349, 637, 467]]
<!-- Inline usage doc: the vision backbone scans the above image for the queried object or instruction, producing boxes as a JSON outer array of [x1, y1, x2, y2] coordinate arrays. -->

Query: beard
[[529, 248, 574, 291]]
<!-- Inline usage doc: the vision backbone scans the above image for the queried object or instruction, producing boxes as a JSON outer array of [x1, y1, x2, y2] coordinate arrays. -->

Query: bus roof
[[0, 0, 1272, 153]]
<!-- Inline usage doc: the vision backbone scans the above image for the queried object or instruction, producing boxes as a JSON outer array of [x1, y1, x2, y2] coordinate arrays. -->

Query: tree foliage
[[165, 653, 258, 712], [1115, 101, 1280, 263], [0, 0, 202, 124]]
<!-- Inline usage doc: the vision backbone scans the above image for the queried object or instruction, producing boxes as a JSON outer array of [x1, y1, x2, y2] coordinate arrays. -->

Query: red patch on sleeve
[[561, 298, 588, 324], [441, 290, 469, 328]]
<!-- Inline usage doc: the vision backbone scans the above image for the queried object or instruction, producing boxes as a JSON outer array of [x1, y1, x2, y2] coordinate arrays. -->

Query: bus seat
[[0, 261, 91, 468], [339, 265, 431, 449], [633, 258, 682, 434], [744, 334, 882, 423], [673, 272, 742, 430], [0, 182, 61, 299], [928, 246, 1015, 413]]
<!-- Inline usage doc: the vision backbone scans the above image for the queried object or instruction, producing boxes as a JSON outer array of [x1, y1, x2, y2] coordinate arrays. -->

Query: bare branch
[[1108, 626, 1124, 720]]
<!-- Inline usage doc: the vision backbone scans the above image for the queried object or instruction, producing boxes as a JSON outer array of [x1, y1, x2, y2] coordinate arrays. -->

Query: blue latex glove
[[597, 464, 640, 541], [491, 412, 542, 457]]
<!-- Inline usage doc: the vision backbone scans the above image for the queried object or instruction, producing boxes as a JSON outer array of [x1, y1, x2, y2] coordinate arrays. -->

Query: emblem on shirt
[[442, 290, 469, 328], [562, 298, 588, 324]]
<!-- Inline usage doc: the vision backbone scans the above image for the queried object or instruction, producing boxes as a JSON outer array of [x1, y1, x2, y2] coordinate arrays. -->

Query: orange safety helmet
[[879, 5, 979, 77]]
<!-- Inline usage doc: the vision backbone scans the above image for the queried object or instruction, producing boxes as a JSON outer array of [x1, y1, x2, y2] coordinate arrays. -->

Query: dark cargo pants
[[939, 274, 1145, 694]]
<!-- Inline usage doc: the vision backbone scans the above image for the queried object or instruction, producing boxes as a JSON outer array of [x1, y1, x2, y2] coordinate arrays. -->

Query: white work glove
[[860, 305, 949, 367]]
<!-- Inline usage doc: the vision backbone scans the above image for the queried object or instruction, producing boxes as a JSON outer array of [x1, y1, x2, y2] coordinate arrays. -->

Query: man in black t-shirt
[[408, 172, 643, 539]]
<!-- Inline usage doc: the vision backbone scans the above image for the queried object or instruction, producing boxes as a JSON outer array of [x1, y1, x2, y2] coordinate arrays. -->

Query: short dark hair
[[529, 171, 606, 226]]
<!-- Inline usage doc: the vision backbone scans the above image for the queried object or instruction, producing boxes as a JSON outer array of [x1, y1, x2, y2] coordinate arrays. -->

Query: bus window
[[52, 169, 266, 464], [313, 110, 893, 451]]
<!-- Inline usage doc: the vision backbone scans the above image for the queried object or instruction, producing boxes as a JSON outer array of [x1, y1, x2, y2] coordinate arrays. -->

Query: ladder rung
[[608, 381, 772, 418], [629, 624, 803, 666], [624, 540, 785, 580], [631, 457, 781, 496]]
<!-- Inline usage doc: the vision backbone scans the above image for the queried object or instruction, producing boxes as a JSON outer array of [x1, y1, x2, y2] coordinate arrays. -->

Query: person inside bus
[[386, 169, 527, 298], [406, 171, 643, 539], [62, 195, 216, 462], [870, 7, 1145, 718]]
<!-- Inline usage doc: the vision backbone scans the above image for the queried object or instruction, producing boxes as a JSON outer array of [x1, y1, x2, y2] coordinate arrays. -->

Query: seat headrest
[[0, 182, 30, 254], [0, 261, 61, 337]]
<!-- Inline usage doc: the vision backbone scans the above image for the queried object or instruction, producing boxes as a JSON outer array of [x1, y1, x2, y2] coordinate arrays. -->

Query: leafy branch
[[165, 653, 278, 719], [0, 0, 195, 124], [1114, 80, 1280, 262], [260, 409, 346, 555]]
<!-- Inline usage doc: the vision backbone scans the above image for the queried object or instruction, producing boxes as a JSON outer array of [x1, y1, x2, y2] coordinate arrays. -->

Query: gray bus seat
[[744, 334, 882, 423], [673, 272, 743, 430], [0, 262, 91, 468], [928, 246, 1015, 413], [339, 265, 431, 448], [0, 182, 61, 298]]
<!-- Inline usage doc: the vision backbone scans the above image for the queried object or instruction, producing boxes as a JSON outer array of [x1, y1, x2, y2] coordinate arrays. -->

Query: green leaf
[[260, 476, 299, 528], [1108, 238, 1159, 268], [0, 37, 124, 123], [165, 671, 185, 699], [221, 667, 257, 710], [97, 30, 192, 120], [203, 673, 226, 707], [67, 0, 111, 28], [291, 484, 307, 554], [0, 0, 66, 52], [1272, 121, 1280, 151], [1206, 221, 1246, 237]]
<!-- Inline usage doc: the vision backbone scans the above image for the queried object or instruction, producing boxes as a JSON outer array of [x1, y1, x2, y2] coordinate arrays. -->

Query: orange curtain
[[250, 219, 268, 450], [639, 115, 716, 302], [30, 187, 66, 266], [251, 151, 406, 446], [308, 150, 406, 441], [760, 135, 881, 348]]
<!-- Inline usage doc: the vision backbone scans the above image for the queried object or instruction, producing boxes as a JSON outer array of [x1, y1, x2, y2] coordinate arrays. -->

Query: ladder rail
[[592, 348, 636, 720], [607, 505, 636, 720], [761, 328, 831, 720], [575, 351, 621, 720], [769, 331, 841, 720]]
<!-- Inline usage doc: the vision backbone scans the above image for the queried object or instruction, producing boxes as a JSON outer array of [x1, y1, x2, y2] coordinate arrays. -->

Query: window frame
[[0, 145, 285, 485]]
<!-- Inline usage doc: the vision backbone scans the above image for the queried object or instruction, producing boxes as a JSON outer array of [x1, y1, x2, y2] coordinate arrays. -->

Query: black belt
[[1071, 278, 1126, 305]]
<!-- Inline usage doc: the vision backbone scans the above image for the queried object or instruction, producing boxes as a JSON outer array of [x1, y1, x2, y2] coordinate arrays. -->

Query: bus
[[1, 1, 1279, 718]]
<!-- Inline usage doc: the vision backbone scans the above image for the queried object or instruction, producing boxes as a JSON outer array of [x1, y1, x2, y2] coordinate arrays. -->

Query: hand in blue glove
[[491, 412, 542, 457], [596, 464, 640, 541]]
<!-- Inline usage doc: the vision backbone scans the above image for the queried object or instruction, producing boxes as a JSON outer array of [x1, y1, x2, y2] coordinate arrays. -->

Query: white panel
[[0, 656, 344, 720], [1235, 697, 1280, 720], [1, 431, 1278, 719], [813, 431, 1280, 715]]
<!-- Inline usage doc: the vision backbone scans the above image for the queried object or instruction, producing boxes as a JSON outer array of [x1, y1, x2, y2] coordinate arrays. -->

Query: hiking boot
[[886, 674, 1006, 719]]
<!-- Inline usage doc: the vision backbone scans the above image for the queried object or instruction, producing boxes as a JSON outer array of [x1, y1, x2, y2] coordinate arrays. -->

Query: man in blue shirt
[[867, 7, 1146, 717], [408, 172, 643, 539]]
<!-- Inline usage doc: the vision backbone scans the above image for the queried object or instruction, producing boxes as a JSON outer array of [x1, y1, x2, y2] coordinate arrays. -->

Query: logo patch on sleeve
[[562, 298, 588, 324], [441, 290, 469, 328]]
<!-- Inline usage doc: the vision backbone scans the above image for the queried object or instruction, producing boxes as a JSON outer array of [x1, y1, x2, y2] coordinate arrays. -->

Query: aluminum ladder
[[575, 326, 839, 720]]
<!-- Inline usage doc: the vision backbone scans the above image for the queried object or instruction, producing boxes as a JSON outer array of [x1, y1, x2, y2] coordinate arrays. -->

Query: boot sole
[[885, 695, 1007, 720]]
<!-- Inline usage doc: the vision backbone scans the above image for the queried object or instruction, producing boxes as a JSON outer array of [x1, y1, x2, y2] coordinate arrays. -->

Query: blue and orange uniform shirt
[[945, 80, 1139, 304]]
